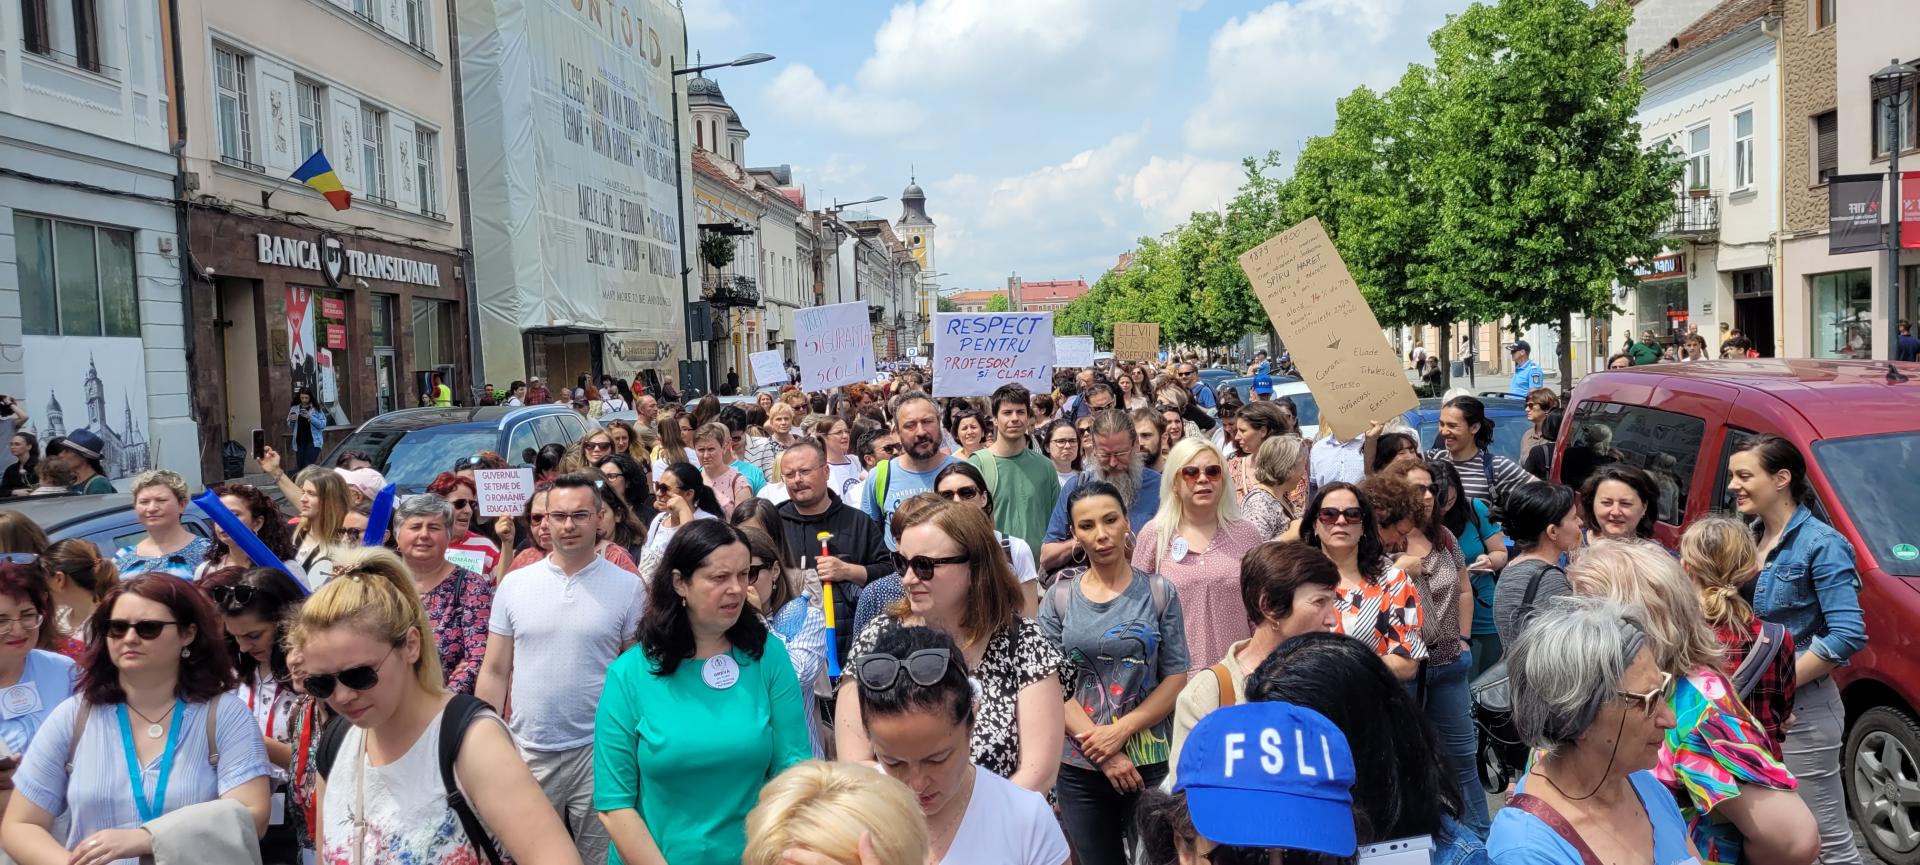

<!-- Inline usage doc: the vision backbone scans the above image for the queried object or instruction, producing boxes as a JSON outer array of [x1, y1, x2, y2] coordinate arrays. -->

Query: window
[[72, 0, 99, 72], [411, 298, 456, 369], [1815, 0, 1835, 28], [20, 0, 49, 55], [404, 0, 430, 51], [318, 290, 353, 421], [359, 105, 390, 204], [1686, 125, 1711, 191], [1815, 432, 1920, 577], [13, 213, 139, 338], [1561, 401, 1706, 525], [1732, 109, 1755, 190], [1872, 86, 1918, 159], [213, 45, 256, 170], [1814, 111, 1839, 184], [370, 294, 396, 348], [352, 0, 376, 24], [295, 78, 325, 159], [414, 127, 441, 218], [1811, 269, 1873, 359]]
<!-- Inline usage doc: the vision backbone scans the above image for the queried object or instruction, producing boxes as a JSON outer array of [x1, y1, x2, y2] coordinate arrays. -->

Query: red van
[[1554, 359, 1920, 865]]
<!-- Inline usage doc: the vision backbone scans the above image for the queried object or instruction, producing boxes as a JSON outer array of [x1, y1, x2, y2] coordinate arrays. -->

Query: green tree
[[1425, 0, 1682, 382], [983, 293, 1011, 312], [936, 294, 958, 313]]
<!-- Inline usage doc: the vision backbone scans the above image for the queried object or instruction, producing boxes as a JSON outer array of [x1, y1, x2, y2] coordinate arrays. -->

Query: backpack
[[66, 695, 224, 775], [314, 694, 503, 865], [868, 459, 892, 517], [1730, 620, 1790, 702]]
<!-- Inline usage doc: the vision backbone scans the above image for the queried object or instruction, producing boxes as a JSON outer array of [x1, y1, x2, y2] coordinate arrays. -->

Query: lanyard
[[247, 680, 280, 737], [116, 700, 186, 823]]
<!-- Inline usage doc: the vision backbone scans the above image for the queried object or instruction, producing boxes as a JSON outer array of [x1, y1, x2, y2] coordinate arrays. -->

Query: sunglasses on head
[[304, 645, 396, 700], [891, 552, 971, 580], [106, 619, 177, 640], [940, 486, 981, 501], [850, 648, 954, 691], [1316, 506, 1365, 525], [208, 585, 257, 609], [0, 553, 39, 565], [1179, 464, 1223, 481]]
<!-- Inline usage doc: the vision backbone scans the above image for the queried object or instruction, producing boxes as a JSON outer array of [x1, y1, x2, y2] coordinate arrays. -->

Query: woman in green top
[[595, 519, 810, 865], [46, 431, 113, 495]]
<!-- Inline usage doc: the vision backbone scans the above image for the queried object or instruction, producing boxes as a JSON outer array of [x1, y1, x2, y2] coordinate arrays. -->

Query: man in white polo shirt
[[476, 472, 644, 865]]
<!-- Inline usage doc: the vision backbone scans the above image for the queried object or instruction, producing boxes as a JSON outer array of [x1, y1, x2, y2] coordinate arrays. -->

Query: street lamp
[[1872, 58, 1918, 360], [669, 51, 776, 391]]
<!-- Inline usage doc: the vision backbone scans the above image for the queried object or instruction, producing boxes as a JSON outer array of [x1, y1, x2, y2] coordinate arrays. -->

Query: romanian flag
[[292, 150, 351, 211]]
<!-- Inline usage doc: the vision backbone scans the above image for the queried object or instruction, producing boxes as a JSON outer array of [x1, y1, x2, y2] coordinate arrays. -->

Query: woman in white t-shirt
[[815, 416, 865, 501], [933, 462, 1041, 616], [640, 462, 724, 579], [849, 625, 1069, 865]]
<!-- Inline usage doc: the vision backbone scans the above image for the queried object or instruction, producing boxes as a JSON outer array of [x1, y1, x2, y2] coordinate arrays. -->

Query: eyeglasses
[[106, 619, 178, 640], [546, 510, 596, 525], [877, 443, 902, 455], [0, 611, 43, 633], [1616, 671, 1676, 716], [1316, 506, 1365, 525], [1050, 438, 1077, 449], [208, 585, 257, 609], [447, 498, 475, 510], [850, 648, 954, 691], [940, 486, 981, 501], [304, 645, 397, 699], [0, 553, 39, 565], [1179, 464, 1223, 482], [891, 552, 971, 580]]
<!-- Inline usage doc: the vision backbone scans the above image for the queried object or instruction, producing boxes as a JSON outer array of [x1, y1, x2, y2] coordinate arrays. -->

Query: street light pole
[[1873, 59, 1918, 360], [825, 197, 884, 307]]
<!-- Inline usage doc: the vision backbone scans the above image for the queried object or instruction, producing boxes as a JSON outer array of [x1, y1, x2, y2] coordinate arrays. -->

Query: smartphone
[[0, 396, 13, 418], [1358, 835, 1434, 865], [251, 428, 267, 461]]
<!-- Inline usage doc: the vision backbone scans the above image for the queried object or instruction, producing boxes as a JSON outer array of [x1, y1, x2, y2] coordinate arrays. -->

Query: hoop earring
[[1124, 531, 1137, 549], [181, 647, 191, 658]]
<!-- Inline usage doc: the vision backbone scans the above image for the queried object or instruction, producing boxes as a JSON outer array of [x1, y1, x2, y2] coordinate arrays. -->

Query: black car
[[322, 404, 595, 491]]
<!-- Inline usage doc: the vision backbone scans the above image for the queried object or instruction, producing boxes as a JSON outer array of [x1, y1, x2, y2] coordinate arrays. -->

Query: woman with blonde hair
[[295, 547, 579, 865], [1133, 437, 1261, 670], [564, 426, 619, 474], [1681, 515, 1796, 754], [111, 469, 218, 580], [605, 418, 644, 462], [1567, 539, 1817, 865], [745, 761, 929, 865]]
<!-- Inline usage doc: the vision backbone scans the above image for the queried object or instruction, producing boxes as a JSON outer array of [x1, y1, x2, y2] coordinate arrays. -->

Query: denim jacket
[[1754, 505, 1867, 665], [286, 405, 328, 447], [1436, 814, 1491, 865]]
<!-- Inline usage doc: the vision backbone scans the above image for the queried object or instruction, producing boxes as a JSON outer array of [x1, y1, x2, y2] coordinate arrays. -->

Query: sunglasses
[[1179, 464, 1223, 482], [208, 585, 257, 609], [850, 648, 954, 691], [1616, 671, 1677, 717], [891, 552, 971, 580], [305, 645, 397, 700], [448, 498, 475, 510], [654, 483, 681, 496], [1316, 506, 1365, 525], [584, 440, 613, 452], [0, 552, 39, 565], [106, 619, 178, 640], [940, 486, 981, 501]]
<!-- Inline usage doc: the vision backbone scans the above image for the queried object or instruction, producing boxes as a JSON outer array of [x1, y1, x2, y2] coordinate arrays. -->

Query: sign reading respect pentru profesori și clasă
[[932, 312, 1056, 398]]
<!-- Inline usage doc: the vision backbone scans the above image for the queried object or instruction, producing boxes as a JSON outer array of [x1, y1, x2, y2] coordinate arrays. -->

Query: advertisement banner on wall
[[1829, 174, 1885, 254], [459, 0, 688, 385], [287, 286, 349, 426], [1904, 172, 1920, 250], [21, 336, 153, 479]]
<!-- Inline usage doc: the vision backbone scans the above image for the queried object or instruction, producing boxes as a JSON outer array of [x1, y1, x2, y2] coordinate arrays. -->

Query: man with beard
[[858, 393, 957, 551], [1040, 409, 1162, 570]]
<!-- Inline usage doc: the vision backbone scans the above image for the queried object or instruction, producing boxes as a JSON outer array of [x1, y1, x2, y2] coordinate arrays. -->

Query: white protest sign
[[797, 302, 875, 390], [1056, 336, 1095, 368], [475, 468, 536, 517], [748, 349, 786, 389], [932, 312, 1056, 397]]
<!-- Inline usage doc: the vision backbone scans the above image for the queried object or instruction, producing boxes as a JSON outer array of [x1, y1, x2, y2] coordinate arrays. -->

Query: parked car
[[1195, 368, 1238, 396], [1402, 395, 1531, 464], [1551, 358, 1920, 864], [0, 494, 212, 549], [1217, 374, 1305, 401], [322, 404, 595, 491]]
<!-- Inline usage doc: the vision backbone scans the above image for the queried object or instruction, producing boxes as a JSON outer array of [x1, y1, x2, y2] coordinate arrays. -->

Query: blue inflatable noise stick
[[362, 484, 398, 547], [190, 489, 301, 590]]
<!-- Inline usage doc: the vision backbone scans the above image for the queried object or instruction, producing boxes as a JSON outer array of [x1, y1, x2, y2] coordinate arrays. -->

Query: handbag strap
[[1506, 793, 1604, 865]]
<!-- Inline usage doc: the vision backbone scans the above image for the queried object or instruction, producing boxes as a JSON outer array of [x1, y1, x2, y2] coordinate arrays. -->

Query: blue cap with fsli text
[[1252, 373, 1274, 396], [1175, 702, 1357, 855]]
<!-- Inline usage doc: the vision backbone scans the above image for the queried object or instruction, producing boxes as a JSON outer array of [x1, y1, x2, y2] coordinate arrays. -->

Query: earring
[[181, 647, 191, 658]]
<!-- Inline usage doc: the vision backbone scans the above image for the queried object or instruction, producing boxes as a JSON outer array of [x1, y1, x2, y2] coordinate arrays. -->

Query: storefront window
[[1811, 269, 1873, 359], [1635, 279, 1689, 344], [371, 294, 397, 415], [412, 298, 456, 369]]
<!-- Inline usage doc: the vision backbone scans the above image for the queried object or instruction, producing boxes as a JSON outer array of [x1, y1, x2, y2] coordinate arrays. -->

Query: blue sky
[[684, 0, 1474, 294]]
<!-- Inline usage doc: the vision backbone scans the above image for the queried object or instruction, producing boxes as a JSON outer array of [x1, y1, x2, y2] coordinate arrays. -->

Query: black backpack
[[314, 694, 503, 865]]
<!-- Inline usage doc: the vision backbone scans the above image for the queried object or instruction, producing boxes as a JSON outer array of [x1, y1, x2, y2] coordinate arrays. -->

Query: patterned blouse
[[1132, 519, 1264, 670], [1241, 487, 1294, 540], [1414, 528, 1467, 666], [419, 566, 494, 694], [1332, 558, 1427, 662], [1715, 619, 1797, 760], [851, 615, 1067, 781], [1653, 667, 1798, 865], [112, 535, 217, 580]]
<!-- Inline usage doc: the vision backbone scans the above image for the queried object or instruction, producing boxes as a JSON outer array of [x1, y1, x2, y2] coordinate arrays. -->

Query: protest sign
[[797, 302, 875, 390], [1113, 323, 1159, 363], [1056, 336, 1095, 368], [475, 467, 536, 517], [1238, 217, 1417, 438], [748, 349, 786, 389], [932, 312, 1056, 397]]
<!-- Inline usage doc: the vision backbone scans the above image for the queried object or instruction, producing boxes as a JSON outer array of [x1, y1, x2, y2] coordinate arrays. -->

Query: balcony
[[1659, 190, 1720, 239], [703, 273, 761, 308], [868, 305, 884, 322]]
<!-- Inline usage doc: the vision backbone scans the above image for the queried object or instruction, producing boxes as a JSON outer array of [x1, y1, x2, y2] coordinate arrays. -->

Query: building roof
[[691, 149, 755, 196], [948, 290, 1003, 306], [1110, 252, 1135, 273], [687, 74, 724, 99], [1640, 0, 1779, 74], [899, 176, 933, 226], [1019, 279, 1090, 304]]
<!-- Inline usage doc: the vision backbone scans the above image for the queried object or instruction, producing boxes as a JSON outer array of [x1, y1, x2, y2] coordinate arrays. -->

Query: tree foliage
[[983, 292, 1011, 313], [936, 294, 958, 313]]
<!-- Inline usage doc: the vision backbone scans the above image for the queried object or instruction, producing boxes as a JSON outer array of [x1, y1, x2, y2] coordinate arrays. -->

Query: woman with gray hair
[[1488, 596, 1691, 865], [391, 493, 494, 693]]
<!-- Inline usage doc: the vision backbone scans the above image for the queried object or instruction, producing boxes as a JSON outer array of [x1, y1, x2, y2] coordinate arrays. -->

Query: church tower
[[896, 174, 935, 272], [686, 63, 748, 166]]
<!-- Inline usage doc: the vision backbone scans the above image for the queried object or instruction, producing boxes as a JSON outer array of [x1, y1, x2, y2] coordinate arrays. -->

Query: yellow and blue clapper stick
[[817, 531, 840, 677]]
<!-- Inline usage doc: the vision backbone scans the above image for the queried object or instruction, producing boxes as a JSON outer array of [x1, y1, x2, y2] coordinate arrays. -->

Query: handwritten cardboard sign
[[1113, 323, 1159, 363], [474, 467, 536, 517], [797, 302, 875, 390], [748, 349, 786, 389], [1238, 217, 1417, 439], [1056, 336, 1095, 368], [932, 312, 1056, 397]]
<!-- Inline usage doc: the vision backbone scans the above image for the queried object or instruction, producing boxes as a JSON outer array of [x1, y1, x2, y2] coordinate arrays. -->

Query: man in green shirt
[[47, 430, 115, 494], [970, 383, 1058, 557]]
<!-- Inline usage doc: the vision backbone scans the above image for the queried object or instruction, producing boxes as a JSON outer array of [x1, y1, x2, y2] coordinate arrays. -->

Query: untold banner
[[1829, 173, 1885, 254]]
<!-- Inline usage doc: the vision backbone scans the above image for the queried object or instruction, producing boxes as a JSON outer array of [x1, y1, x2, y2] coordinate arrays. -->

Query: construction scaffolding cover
[[458, 0, 688, 383]]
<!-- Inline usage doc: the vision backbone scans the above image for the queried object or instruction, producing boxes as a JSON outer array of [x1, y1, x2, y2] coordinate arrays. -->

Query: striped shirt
[[1427, 448, 1535, 519]]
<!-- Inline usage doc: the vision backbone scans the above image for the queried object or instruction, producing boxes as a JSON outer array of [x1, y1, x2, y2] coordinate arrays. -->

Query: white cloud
[[1130, 155, 1246, 226], [763, 64, 926, 137]]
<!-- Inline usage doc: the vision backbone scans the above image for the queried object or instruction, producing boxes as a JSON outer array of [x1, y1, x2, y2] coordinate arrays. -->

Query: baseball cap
[[1252, 374, 1274, 397], [47, 429, 106, 462], [335, 467, 387, 501], [1507, 339, 1531, 354], [1175, 702, 1357, 855]]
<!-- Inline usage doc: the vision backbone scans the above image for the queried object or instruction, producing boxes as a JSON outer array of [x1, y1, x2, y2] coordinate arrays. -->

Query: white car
[[1267, 380, 1324, 440]]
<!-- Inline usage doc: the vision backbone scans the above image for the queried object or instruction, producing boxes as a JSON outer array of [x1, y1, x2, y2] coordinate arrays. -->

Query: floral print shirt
[[1331, 558, 1427, 662], [419, 566, 495, 694]]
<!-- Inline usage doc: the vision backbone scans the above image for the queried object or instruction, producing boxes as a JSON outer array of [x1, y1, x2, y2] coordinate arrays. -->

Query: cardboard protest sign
[[1113, 323, 1159, 363], [932, 312, 1056, 397], [797, 302, 875, 390], [1238, 217, 1417, 438], [475, 467, 536, 517], [1056, 336, 1095, 368], [748, 349, 786, 389]]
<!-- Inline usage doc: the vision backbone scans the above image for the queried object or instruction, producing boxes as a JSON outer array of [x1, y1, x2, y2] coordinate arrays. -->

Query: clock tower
[[896, 175, 935, 272]]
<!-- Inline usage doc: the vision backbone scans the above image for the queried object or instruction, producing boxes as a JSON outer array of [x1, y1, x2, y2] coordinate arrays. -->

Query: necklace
[[128, 701, 171, 739]]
